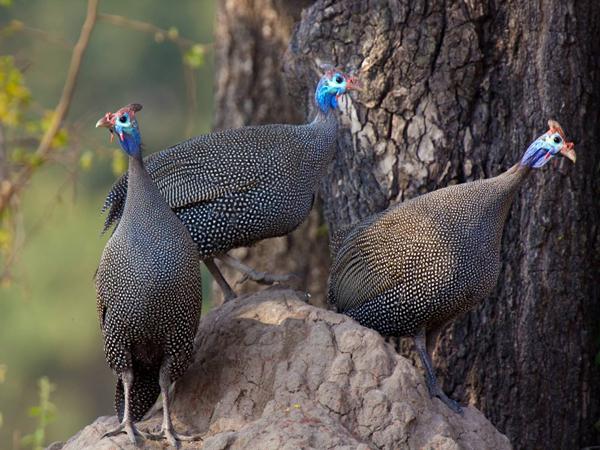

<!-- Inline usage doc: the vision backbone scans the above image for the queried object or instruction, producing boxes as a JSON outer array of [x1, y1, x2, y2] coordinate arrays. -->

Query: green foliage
[[0, 55, 31, 127], [184, 44, 205, 68], [79, 150, 93, 171], [0, 57, 69, 278], [21, 377, 57, 450], [0, 56, 69, 164], [0, 224, 11, 256], [155, 26, 180, 44]]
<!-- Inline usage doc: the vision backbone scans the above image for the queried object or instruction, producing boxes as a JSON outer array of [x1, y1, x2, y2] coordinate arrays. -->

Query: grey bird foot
[[146, 427, 203, 448], [218, 254, 300, 286], [413, 331, 463, 415], [102, 421, 152, 445], [430, 388, 463, 414], [205, 259, 237, 302], [236, 270, 300, 286]]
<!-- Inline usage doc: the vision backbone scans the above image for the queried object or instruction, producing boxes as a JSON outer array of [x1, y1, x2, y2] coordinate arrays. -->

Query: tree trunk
[[212, 0, 329, 306], [283, 0, 600, 448]]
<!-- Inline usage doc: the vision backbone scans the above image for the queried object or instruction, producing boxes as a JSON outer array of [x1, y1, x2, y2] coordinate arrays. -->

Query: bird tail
[[101, 176, 127, 234], [115, 362, 161, 422]]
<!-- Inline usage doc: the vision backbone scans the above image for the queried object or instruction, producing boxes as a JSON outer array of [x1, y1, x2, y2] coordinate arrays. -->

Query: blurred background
[[0, 1, 216, 446]]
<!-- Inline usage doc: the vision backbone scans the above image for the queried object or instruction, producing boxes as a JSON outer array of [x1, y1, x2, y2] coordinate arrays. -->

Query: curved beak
[[95, 112, 114, 129], [560, 141, 576, 163]]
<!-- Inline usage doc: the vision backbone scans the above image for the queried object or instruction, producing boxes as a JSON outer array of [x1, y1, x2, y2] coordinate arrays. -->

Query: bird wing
[[148, 156, 260, 209], [329, 202, 435, 312], [328, 212, 399, 311], [101, 124, 303, 233]]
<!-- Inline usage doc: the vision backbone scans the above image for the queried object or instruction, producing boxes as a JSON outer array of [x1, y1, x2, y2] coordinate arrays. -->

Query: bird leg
[[426, 326, 443, 357], [205, 259, 236, 301], [217, 254, 300, 286], [102, 369, 151, 445], [145, 366, 203, 448], [413, 330, 463, 414]]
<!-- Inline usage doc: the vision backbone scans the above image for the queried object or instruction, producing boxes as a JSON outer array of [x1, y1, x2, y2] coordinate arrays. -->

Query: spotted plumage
[[95, 104, 202, 446], [100, 71, 360, 297], [328, 121, 576, 412]]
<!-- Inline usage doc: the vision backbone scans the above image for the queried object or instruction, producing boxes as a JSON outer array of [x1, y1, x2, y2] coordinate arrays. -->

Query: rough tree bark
[[212, 0, 329, 306], [282, 0, 600, 448]]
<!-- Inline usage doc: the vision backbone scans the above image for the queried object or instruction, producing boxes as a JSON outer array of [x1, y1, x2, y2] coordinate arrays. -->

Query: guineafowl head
[[96, 103, 143, 157], [315, 70, 361, 113], [521, 120, 576, 168]]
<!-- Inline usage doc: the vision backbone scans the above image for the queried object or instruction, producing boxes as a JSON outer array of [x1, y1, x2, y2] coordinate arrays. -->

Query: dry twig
[[98, 13, 196, 48]]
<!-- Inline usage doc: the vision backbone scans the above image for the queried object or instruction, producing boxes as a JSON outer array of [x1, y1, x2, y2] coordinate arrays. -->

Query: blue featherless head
[[520, 120, 576, 168], [315, 69, 361, 113], [96, 103, 143, 157]]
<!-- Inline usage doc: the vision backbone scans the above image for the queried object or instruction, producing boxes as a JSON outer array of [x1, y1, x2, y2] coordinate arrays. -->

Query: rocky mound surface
[[51, 288, 511, 449]]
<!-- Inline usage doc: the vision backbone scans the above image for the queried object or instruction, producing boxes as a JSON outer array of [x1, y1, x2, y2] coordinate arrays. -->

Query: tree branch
[[1, 20, 73, 50], [0, 0, 99, 214], [98, 13, 199, 49]]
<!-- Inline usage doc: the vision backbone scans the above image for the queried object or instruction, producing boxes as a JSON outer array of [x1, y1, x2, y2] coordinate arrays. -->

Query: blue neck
[[117, 128, 142, 159], [315, 81, 339, 114], [520, 138, 552, 169]]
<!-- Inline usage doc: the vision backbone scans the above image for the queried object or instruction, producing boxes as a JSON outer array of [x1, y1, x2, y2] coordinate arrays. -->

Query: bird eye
[[335, 74, 344, 84], [119, 115, 128, 123], [553, 135, 562, 144]]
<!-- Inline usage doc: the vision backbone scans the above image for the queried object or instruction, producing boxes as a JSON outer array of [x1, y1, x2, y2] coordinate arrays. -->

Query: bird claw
[[431, 389, 463, 414], [102, 421, 152, 445], [235, 274, 250, 286], [235, 269, 300, 286], [249, 270, 301, 286], [218, 254, 300, 286], [145, 427, 203, 448]]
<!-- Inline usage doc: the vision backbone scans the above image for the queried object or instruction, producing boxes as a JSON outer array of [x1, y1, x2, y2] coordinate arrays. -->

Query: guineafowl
[[95, 104, 202, 446], [328, 120, 576, 413], [101, 70, 360, 300]]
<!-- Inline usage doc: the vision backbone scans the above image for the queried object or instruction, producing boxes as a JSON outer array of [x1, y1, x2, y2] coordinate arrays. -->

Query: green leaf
[[10, 147, 26, 163], [34, 427, 44, 443], [183, 44, 205, 68], [167, 26, 179, 40], [40, 111, 69, 149], [0, 55, 31, 126], [27, 154, 44, 168], [79, 150, 93, 170], [0, 0, 13, 8], [28, 406, 42, 417], [0, 228, 10, 252]]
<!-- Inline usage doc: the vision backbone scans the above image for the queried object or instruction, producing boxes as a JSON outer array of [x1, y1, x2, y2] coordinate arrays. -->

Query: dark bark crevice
[[282, 0, 600, 448], [212, 0, 329, 307]]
